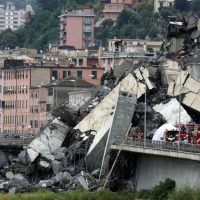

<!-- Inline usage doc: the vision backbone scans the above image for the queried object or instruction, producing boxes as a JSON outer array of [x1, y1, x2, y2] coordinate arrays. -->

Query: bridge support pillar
[[99, 91, 137, 176]]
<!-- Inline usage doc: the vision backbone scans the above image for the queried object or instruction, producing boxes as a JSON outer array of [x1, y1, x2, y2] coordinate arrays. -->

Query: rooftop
[[59, 10, 95, 18], [46, 76, 95, 88]]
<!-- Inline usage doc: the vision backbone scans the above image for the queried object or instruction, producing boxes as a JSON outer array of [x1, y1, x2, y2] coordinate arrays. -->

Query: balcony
[[84, 26, 92, 33], [60, 25, 65, 31], [84, 19, 91, 25]]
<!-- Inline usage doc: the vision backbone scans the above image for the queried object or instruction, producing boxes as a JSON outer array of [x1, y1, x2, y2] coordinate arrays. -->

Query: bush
[[149, 178, 176, 200]]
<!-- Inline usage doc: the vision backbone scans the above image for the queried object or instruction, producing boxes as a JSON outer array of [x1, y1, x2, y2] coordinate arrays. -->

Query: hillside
[[0, 0, 199, 51], [14, 0, 103, 51], [14, 0, 158, 51]]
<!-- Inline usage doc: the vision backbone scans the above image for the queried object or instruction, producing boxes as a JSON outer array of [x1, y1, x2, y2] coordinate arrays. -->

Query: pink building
[[1, 58, 103, 136], [2, 63, 51, 136], [103, 0, 142, 21], [50, 66, 104, 86], [103, 3, 127, 21], [0, 70, 4, 132], [29, 86, 47, 136], [3, 68, 30, 135], [59, 9, 95, 49]]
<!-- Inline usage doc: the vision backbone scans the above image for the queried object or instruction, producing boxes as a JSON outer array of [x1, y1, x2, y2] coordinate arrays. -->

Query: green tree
[[116, 10, 132, 28], [191, 0, 200, 13], [150, 179, 176, 200], [36, 0, 65, 11], [0, 29, 17, 49], [159, 7, 175, 21], [149, 25, 158, 38], [174, 0, 191, 12], [102, 19, 114, 28]]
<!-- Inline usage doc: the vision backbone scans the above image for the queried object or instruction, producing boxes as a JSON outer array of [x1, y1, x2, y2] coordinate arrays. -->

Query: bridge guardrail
[[114, 136, 200, 154], [0, 137, 34, 146]]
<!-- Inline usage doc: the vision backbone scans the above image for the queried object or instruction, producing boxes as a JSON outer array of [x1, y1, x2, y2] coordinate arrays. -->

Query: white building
[[108, 38, 162, 53], [154, 0, 174, 12], [0, 2, 34, 32]]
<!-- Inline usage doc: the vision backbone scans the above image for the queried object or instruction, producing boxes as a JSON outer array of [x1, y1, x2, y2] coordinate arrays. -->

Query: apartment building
[[0, 70, 3, 132], [2, 62, 51, 136], [50, 66, 103, 86], [46, 76, 95, 112], [154, 0, 174, 12], [59, 9, 95, 49], [29, 85, 48, 137], [1, 57, 103, 136], [0, 2, 34, 32]]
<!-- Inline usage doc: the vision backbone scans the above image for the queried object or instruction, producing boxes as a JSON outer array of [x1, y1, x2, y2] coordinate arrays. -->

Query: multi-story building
[[0, 2, 34, 32], [108, 38, 162, 53], [1, 55, 103, 136], [0, 69, 3, 132], [98, 38, 162, 72], [46, 76, 95, 111], [2, 62, 51, 136], [154, 0, 174, 12], [29, 85, 47, 137], [59, 8, 95, 49], [103, 0, 142, 21], [50, 66, 104, 86]]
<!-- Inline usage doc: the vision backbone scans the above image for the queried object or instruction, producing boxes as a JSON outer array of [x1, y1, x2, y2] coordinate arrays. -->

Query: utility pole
[[144, 66, 147, 147], [178, 61, 182, 150]]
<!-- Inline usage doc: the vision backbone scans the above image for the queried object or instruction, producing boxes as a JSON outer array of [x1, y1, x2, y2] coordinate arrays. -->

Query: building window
[[84, 16, 91, 25], [63, 71, 71, 78], [169, 2, 173, 7], [91, 71, 97, 79], [77, 71, 82, 78], [160, 2, 163, 8], [48, 88, 53, 96], [46, 104, 51, 112], [35, 120, 38, 128], [52, 70, 58, 80]]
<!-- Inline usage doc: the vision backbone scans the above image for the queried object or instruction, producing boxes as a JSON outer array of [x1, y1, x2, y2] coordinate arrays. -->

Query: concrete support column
[[100, 91, 137, 176]]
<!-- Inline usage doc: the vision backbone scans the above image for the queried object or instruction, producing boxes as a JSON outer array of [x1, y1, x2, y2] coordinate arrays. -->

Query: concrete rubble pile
[[0, 66, 167, 193], [161, 15, 200, 59], [159, 15, 200, 121], [1, 14, 200, 194], [0, 62, 192, 193]]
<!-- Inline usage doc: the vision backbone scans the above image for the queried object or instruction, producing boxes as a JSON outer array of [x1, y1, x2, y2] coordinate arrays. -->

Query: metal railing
[[0, 136, 33, 146], [114, 136, 200, 154]]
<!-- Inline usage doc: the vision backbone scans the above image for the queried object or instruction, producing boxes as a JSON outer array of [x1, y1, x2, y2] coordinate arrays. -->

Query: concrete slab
[[27, 118, 69, 162], [176, 71, 189, 85], [168, 38, 184, 53], [153, 98, 191, 125], [184, 76, 200, 94], [183, 92, 197, 107], [74, 74, 140, 133], [134, 68, 143, 80], [167, 81, 175, 96], [173, 84, 188, 96], [197, 19, 200, 31], [190, 92, 200, 112]]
